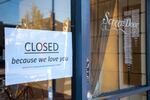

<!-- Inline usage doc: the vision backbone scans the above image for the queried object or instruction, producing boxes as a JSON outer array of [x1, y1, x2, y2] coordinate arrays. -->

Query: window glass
[[0, 0, 71, 99], [120, 92, 146, 100], [90, 0, 146, 94]]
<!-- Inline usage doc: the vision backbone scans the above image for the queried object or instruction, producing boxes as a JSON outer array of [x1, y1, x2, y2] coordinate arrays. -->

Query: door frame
[[71, 0, 91, 100]]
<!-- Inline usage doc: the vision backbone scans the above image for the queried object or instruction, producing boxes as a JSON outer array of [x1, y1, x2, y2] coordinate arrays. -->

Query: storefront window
[[120, 92, 146, 100], [90, 0, 146, 95], [0, 0, 71, 99]]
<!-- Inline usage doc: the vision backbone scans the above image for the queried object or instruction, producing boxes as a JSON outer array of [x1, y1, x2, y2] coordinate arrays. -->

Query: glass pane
[[90, 0, 146, 94], [0, 0, 71, 99], [120, 92, 146, 100], [54, 0, 71, 99]]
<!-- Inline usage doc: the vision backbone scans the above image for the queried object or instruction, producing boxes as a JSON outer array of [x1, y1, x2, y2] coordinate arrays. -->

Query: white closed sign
[[5, 27, 72, 85]]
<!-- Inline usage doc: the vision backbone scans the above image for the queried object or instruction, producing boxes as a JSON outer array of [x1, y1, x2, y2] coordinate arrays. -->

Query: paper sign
[[5, 27, 72, 85]]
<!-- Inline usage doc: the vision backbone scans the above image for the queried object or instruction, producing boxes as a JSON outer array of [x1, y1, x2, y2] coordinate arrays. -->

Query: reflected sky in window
[[0, 0, 71, 25]]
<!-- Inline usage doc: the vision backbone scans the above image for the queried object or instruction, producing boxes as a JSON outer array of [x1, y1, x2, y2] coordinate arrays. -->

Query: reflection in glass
[[120, 92, 146, 100], [0, 0, 71, 99], [90, 0, 146, 96]]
